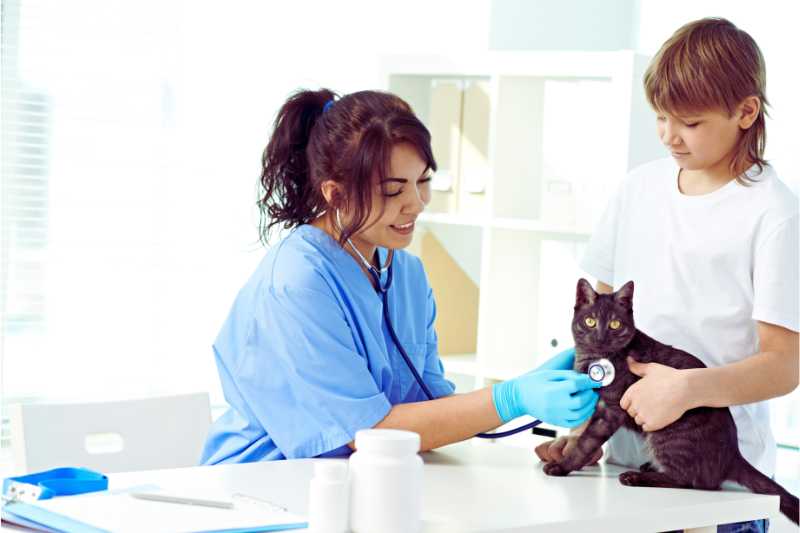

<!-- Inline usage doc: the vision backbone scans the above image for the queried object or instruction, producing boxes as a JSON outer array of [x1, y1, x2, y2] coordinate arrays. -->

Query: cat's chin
[[575, 345, 618, 358], [576, 339, 635, 355], [574, 345, 629, 372]]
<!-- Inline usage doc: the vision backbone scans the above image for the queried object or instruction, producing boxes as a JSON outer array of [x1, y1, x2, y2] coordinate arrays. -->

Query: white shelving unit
[[382, 51, 662, 390]]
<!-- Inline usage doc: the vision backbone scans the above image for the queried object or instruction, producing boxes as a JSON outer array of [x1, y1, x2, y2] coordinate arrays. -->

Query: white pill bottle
[[348, 429, 423, 533], [307, 461, 349, 533]]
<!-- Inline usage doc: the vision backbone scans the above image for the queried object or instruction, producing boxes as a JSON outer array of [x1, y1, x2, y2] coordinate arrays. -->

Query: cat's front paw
[[619, 470, 643, 486], [543, 462, 569, 477]]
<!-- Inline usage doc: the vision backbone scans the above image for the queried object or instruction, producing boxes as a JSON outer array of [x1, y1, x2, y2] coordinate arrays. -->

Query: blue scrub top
[[201, 224, 455, 464]]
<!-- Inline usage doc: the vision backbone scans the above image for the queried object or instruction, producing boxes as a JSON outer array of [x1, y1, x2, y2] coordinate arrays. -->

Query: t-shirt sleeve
[[421, 286, 456, 398], [580, 184, 624, 285], [234, 284, 392, 459], [752, 214, 799, 332]]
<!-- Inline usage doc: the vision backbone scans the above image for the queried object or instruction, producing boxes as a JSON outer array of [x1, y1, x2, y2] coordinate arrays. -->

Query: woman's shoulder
[[255, 225, 342, 296], [253, 229, 431, 296]]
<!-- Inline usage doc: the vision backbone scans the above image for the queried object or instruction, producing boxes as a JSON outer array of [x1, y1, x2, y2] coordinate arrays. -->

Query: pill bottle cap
[[354, 429, 420, 456]]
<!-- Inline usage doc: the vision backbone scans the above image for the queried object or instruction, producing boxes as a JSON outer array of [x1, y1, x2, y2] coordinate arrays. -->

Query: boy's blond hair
[[644, 18, 768, 182]]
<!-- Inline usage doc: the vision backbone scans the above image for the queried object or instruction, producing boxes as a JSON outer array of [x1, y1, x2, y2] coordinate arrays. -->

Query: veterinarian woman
[[201, 89, 601, 464]]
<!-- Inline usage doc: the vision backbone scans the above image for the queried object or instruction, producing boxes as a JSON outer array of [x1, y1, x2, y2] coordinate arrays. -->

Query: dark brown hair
[[643, 17, 769, 182], [258, 89, 436, 245]]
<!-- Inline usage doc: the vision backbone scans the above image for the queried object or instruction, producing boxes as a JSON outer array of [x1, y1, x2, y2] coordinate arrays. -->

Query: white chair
[[9, 392, 212, 474]]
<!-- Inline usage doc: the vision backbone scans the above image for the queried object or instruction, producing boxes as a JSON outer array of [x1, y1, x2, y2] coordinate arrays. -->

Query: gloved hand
[[492, 369, 601, 428]]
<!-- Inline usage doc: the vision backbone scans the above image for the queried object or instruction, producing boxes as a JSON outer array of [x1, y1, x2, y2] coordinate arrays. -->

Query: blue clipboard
[[2, 468, 308, 533]]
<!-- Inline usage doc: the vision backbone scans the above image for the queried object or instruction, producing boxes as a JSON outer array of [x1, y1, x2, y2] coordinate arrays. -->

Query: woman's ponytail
[[258, 88, 337, 244]]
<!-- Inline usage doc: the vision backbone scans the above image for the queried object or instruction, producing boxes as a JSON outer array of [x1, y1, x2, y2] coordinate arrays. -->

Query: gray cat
[[542, 278, 798, 524]]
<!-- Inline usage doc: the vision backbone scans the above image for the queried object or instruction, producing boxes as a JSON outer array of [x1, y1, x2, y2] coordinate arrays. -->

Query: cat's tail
[[731, 454, 798, 524]]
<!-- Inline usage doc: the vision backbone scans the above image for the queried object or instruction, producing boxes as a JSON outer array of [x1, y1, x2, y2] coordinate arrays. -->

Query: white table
[[105, 441, 778, 533]]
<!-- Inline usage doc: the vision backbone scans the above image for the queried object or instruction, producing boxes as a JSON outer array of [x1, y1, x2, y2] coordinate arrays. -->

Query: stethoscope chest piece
[[588, 358, 615, 387]]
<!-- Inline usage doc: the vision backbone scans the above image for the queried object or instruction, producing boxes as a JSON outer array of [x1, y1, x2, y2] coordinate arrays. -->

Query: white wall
[[3, 0, 492, 404]]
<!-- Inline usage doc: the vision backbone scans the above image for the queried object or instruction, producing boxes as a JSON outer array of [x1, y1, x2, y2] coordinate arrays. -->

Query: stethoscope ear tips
[[588, 358, 615, 387]]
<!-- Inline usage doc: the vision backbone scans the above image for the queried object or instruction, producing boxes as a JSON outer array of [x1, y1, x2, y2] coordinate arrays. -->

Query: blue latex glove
[[533, 347, 576, 372], [492, 369, 601, 428]]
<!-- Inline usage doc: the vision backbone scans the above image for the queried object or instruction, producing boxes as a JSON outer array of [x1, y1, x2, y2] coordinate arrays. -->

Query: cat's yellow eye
[[609, 319, 621, 330], [584, 317, 597, 328]]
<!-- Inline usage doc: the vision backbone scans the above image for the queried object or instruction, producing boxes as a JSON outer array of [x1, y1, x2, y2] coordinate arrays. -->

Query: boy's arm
[[683, 321, 799, 409], [620, 321, 798, 432]]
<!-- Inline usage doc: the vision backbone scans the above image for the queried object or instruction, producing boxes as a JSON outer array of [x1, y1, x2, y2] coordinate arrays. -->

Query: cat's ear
[[575, 278, 597, 308], [614, 280, 634, 311]]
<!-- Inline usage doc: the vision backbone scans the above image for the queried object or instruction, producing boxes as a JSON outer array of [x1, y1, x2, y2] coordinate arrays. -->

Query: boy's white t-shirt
[[580, 156, 799, 477]]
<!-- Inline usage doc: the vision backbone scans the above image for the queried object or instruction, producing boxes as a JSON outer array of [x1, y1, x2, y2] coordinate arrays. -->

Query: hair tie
[[323, 100, 335, 114]]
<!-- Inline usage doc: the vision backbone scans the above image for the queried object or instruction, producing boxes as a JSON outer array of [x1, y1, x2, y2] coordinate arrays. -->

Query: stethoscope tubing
[[372, 261, 543, 440]]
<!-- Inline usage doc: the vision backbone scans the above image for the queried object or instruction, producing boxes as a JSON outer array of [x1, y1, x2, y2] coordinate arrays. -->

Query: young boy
[[536, 17, 798, 532]]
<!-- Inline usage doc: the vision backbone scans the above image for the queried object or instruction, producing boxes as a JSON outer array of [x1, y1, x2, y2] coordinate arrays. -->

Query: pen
[[129, 492, 234, 509]]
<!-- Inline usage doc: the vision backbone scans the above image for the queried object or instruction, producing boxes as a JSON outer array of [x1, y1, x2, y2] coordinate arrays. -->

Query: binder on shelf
[[428, 79, 462, 214], [459, 79, 491, 216], [540, 178, 576, 229], [541, 78, 618, 232]]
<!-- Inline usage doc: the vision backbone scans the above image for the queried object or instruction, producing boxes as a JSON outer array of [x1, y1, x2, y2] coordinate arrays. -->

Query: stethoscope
[[587, 358, 615, 387], [339, 212, 614, 439]]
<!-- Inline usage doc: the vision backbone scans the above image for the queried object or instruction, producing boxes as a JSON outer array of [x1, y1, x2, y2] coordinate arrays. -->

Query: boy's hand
[[620, 357, 692, 432]]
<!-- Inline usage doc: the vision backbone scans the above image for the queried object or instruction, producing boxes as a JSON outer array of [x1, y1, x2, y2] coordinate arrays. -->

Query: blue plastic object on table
[[3, 467, 108, 502]]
